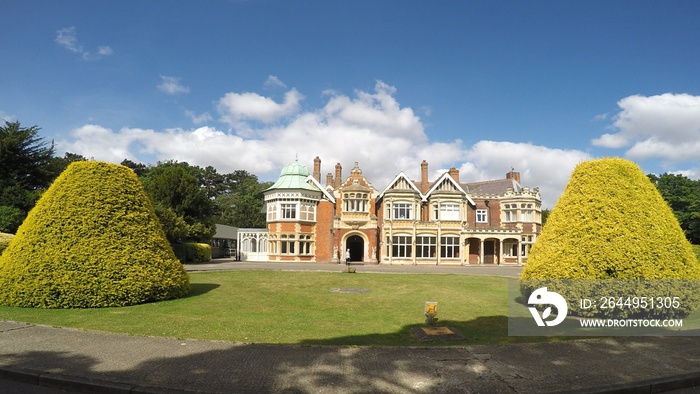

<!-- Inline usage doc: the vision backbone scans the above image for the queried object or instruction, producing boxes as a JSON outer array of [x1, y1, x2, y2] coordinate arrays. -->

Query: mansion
[[237, 157, 542, 265]]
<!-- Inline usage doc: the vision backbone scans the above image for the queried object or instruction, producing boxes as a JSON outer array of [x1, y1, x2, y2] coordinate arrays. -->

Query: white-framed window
[[521, 203, 533, 222], [343, 193, 368, 212], [504, 240, 519, 257], [439, 203, 460, 221], [440, 235, 460, 258], [300, 203, 316, 221], [476, 209, 488, 223], [521, 234, 535, 257], [392, 202, 413, 219], [267, 203, 277, 221], [392, 235, 412, 258], [503, 204, 517, 222], [416, 235, 436, 258], [281, 203, 297, 219]]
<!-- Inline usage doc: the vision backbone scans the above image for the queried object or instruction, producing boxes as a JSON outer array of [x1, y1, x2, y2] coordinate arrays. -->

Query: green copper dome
[[265, 160, 319, 191]]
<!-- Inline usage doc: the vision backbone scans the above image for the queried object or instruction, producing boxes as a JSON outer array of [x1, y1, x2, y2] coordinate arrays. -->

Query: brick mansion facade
[[238, 157, 542, 265]]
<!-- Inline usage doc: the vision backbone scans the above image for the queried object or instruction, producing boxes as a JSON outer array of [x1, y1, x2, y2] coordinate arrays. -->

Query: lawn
[[0, 270, 533, 346]]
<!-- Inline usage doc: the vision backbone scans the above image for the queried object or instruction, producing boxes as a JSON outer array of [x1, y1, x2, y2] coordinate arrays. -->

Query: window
[[504, 204, 516, 223], [416, 236, 436, 258], [439, 203, 460, 221], [281, 203, 297, 219], [521, 203, 533, 222], [476, 209, 488, 223], [267, 203, 277, 221], [504, 241, 518, 257], [280, 234, 295, 254], [268, 235, 277, 254], [392, 202, 412, 219], [343, 193, 368, 212], [300, 203, 315, 221], [440, 236, 460, 258], [298, 234, 312, 255], [391, 235, 412, 258]]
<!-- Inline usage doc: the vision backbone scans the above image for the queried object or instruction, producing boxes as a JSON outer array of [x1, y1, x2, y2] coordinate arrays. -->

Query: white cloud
[[593, 93, 700, 162], [157, 75, 190, 95], [184, 110, 213, 124], [264, 75, 287, 89], [55, 27, 82, 53], [55, 27, 113, 60], [60, 81, 590, 209], [456, 141, 592, 208], [217, 89, 303, 126]]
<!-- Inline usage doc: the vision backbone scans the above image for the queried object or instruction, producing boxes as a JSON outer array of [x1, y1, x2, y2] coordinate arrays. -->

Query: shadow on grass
[[184, 283, 220, 299]]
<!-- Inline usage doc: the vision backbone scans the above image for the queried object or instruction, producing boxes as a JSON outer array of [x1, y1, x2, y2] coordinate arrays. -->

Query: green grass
[[0, 270, 532, 346]]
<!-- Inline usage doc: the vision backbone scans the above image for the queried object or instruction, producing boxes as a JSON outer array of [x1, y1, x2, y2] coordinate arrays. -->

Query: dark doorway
[[347, 235, 364, 262], [483, 240, 495, 264]]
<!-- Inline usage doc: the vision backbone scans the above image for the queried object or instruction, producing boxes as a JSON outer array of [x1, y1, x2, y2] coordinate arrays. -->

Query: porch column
[[479, 238, 484, 265], [517, 240, 522, 265], [498, 239, 503, 265], [462, 236, 468, 266]]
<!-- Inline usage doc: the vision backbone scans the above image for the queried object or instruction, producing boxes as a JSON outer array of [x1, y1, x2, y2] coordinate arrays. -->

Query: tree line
[[0, 121, 271, 242], [2, 120, 699, 245]]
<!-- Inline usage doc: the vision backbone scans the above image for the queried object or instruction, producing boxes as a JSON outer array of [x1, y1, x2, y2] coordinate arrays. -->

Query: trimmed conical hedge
[[0, 161, 189, 308], [521, 158, 700, 318], [522, 158, 700, 280]]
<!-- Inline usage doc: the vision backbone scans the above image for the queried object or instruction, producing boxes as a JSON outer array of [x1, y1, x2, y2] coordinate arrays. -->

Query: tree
[[521, 158, 700, 318], [141, 161, 216, 242], [648, 173, 700, 244], [0, 206, 24, 234], [0, 121, 55, 213], [0, 161, 189, 308], [216, 178, 272, 228], [121, 158, 149, 177]]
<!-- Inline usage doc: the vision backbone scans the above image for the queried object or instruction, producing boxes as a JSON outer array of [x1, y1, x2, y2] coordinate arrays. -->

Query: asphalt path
[[184, 259, 524, 278]]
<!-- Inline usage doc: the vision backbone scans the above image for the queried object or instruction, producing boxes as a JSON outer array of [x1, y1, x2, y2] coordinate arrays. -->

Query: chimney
[[506, 168, 521, 184], [334, 163, 342, 188], [326, 172, 333, 186], [313, 156, 321, 182], [448, 167, 460, 183], [420, 160, 429, 193]]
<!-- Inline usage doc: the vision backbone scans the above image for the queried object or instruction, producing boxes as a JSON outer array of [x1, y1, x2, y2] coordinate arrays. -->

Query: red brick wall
[[315, 200, 336, 262]]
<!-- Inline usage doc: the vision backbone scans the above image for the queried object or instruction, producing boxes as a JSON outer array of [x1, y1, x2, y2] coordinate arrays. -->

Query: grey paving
[[1, 261, 699, 393]]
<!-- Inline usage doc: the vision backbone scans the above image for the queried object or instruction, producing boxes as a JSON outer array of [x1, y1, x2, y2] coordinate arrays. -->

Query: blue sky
[[3, 1, 700, 207]]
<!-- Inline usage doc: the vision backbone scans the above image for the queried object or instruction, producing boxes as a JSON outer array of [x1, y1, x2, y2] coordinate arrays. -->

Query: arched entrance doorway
[[346, 235, 364, 262]]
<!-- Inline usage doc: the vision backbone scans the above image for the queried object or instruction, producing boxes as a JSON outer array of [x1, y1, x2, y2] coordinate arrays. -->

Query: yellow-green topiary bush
[[0, 161, 190, 308], [521, 158, 700, 318], [172, 242, 211, 263]]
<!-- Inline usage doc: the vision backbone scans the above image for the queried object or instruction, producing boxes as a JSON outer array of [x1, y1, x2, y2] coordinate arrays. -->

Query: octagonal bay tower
[[264, 157, 379, 263]]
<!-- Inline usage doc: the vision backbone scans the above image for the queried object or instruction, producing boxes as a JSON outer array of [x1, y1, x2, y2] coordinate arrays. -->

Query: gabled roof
[[425, 172, 476, 206], [464, 178, 522, 195], [305, 175, 336, 203], [378, 171, 425, 201]]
